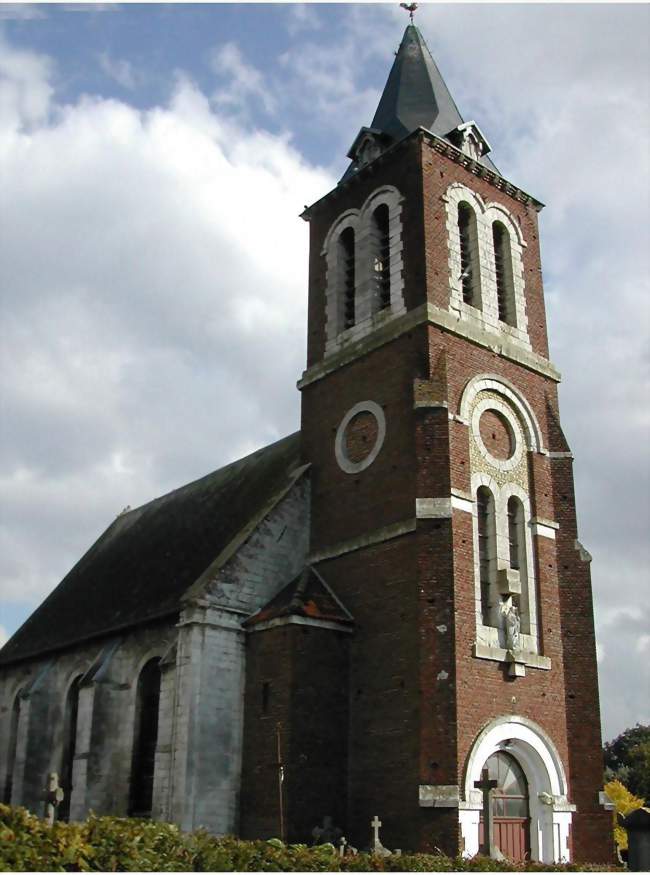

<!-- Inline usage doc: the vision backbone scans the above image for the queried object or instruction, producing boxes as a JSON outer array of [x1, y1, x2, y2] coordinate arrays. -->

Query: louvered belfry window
[[458, 202, 480, 306], [493, 221, 515, 325], [338, 226, 356, 329], [371, 203, 391, 311]]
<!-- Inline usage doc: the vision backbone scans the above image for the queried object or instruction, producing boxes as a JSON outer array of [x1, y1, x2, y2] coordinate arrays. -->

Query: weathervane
[[400, 3, 418, 24]]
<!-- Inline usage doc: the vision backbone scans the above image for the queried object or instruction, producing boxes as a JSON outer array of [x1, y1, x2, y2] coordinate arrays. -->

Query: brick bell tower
[[298, 25, 612, 863]]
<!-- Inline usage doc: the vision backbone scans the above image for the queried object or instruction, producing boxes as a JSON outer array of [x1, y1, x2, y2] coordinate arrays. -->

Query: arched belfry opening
[[59, 676, 82, 821], [129, 658, 162, 818], [479, 751, 531, 863]]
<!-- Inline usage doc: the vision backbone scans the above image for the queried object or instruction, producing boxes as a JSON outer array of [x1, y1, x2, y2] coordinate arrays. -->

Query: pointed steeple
[[344, 25, 497, 179]]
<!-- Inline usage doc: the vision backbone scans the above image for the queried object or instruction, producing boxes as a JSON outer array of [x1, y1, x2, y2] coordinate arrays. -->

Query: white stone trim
[[334, 400, 386, 474], [460, 374, 544, 454], [245, 616, 353, 635], [298, 303, 561, 390], [308, 518, 416, 563], [460, 715, 573, 863], [416, 495, 474, 518], [471, 474, 540, 651], [323, 186, 405, 354], [531, 518, 559, 540], [419, 784, 460, 807], [444, 182, 530, 346]]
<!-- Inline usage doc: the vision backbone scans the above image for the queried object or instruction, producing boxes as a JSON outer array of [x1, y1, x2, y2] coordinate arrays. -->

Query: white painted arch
[[459, 715, 574, 864]]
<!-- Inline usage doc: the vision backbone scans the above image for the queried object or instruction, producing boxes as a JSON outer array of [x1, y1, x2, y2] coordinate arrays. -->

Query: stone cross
[[44, 772, 64, 826], [474, 767, 497, 857], [371, 815, 382, 848]]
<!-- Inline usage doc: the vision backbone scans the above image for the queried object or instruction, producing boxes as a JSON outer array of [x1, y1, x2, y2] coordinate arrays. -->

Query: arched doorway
[[460, 715, 574, 863], [59, 676, 82, 821], [479, 751, 531, 862], [128, 658, 161, 818]]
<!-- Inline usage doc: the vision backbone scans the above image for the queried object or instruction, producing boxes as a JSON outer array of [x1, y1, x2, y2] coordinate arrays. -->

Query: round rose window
[[479, 409, 515, 461], [335, 401, 386, 474]]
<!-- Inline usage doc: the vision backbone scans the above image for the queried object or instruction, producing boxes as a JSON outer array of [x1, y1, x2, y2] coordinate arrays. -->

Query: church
[[0, 23, 613, 864]]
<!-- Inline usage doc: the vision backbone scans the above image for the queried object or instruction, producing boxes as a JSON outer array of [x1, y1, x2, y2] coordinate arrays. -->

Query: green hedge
[[0, 805, 617, 872]]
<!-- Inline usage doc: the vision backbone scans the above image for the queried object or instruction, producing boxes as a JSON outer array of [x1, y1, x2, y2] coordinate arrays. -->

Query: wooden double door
[[479, 751, 531, 863]]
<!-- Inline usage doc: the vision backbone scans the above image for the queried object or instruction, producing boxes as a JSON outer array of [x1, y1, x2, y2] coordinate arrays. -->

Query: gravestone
[[621, 807, 650, 872], [44, 772, 64, 826]]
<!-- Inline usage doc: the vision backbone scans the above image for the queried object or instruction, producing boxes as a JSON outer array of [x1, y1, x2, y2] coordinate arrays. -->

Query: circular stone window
[[479, 409, 515, 461], [335, 400, 386, 474], [471, 396, 524, 472]]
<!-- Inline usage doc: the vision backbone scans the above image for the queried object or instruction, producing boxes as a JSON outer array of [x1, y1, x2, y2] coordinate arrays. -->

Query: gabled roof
[[343, 25, 498, 179], [0, 432, 303, 666], [244, 566, 353, 629]]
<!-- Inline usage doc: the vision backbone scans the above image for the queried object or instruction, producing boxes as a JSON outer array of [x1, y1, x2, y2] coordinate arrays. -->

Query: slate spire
[[344, 25, 497, 179], [372, 25, 465, 144]]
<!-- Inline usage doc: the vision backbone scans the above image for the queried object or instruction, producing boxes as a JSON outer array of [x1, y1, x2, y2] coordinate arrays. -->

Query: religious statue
[[501, 600, 521, 651]]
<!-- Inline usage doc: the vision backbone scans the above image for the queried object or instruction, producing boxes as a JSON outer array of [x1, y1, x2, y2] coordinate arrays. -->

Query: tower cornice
[[301, 127, 544, 223]]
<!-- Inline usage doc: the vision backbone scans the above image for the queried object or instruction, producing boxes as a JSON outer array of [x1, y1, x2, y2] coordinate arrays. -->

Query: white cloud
[[0, 37, 332, 607], [210, 41, 277, 118], [0, 32, 54, 143], [98, 51, 138, 90], [0, 625, 7, 647]]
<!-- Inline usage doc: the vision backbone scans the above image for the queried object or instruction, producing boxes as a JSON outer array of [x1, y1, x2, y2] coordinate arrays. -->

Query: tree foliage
[[603, 724, 650, 801], [603, 779, 645, 853]]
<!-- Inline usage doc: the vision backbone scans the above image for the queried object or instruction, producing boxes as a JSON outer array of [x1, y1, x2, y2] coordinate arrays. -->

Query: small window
[[458, 202, 480, 307], [338, 227, 356, 330], [477, 486, 496, 626], [370, 204, 391, 311], [493, 222, 516, 326]]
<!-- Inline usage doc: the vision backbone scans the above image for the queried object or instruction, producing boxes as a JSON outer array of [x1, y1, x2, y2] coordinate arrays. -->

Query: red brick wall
[[298, 133, 609, 860], [240, 624, 350, 844]]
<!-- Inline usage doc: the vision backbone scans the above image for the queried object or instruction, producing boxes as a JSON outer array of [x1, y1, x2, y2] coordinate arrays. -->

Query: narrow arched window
[[458, 202, 480, 307], [338, 227, 356, 330], [370, 203, 391, 311], [493, 221, 516, 325], [477, 486, 496, 625], [129, 658, 161, 818], [3, 690, 21, 804], [59, 676, 82, 821], [507, 496, 524, 571]]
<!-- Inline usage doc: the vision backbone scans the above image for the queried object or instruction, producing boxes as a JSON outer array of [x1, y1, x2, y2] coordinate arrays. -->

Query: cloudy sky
[[1, 2, 648, 742]]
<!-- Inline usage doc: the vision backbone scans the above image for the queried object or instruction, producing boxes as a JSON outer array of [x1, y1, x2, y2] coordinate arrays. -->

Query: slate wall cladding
[[0, 477, 310, 834], [300, 132, 611, 862]]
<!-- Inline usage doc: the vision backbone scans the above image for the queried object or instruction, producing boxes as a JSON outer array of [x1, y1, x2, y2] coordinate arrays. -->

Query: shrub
[[0, 805, 621, 872]]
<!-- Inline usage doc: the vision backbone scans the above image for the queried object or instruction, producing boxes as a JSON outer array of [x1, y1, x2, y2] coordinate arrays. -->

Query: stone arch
[[459, 374, 544, 454], [128, 656, 163, 818], [459, 715, 572, 863]]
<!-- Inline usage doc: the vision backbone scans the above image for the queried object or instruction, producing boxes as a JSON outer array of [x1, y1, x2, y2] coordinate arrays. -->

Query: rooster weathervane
[[400, 3, 418, 24]]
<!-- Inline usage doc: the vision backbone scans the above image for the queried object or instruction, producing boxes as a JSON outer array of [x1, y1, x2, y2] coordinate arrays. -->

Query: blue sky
[[1, 2, 649, 742]]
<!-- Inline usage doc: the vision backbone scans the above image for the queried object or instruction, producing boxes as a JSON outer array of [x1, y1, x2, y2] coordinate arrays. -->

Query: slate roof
[[244, 567, 353, 629], [0, 432, 303, 666], [343, 25, 498, 179]]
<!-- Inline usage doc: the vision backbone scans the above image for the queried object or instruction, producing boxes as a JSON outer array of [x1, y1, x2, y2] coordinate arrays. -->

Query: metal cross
[[474, 767, 498, 857], [400, 3, 418, 24], [44, 772, 65, 826]]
